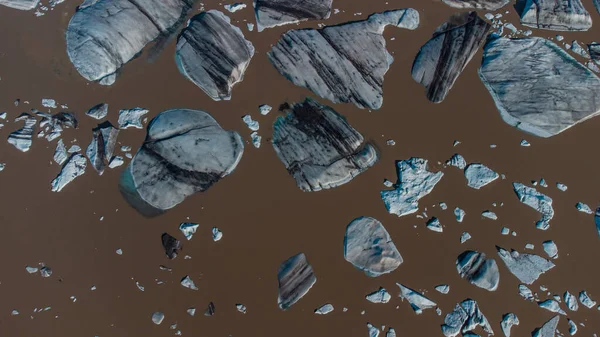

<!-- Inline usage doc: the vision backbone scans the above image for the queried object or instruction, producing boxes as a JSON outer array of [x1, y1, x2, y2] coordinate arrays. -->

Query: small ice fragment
[[125, 152, 132, 159], [556, 183, 567, 191], [513, 183, 554, 230], [367, 323, 380, 337], [454, 208, 465, 222], [571, 41, 589, 58], [386, 328, 396, 337], [120, 145, 131, 152], [504, 23, 517, 33], [11, 310, 19, 315], [383, 179, 393, 187], [0, 112, 6, 119], [247, 23, 254, 31], [564, 291, 578, 311], [460, 232, 471, 244], [453, 140, 460, 146], [26, 266, 38, 274], [8, 114, 36, 152], [180, 275, 198, 290], [204, 302, 216, 316], [525, 243, 534, 249], [542, 241, 558, 259], [86, 103, 108, 120], [579, 291, 596, 308], [135, 281, 145, 291], [42, 99, 57, 108], [53, 139, 68, 165], [314, 303, 334, 314], [236, 304, 247, 314], [242, 115, 259, 131], [366, 287, 391, 303], [259, 104, 272, 115], [68, 144, 81, 153], [446, 154, 466, 169], [40, 266, 52, 278], [118, 108, 148, 129], [501, 313, 519, 337], [108, 156, 124, 168], [250, 131, 261, 148], [485, 13, 494, 20], [386, 139, 396, 146], [481, 210, 497, 220], [170, 323, 177, 330], [556, 35, 564, 41], [441, 299, 493, 337], [464, 163, 499, 189], [162, 233, 181, 259], [520, 140, 530, 146], [576, 202, 592, 214], [426, 217, 442, 233], [224, 3, 246, 12], [501, 227, 510, 235], [187, 308, 196, 316], [397, 283, 437, 314], [116, 248, 123, 255], [435, 284, 449, 294], [179, 223, 199, 240], [439, 202, 447, 210], [51, 154, 87, 192], [568, 319, 578, 335], [152, 312, 164, 325], [212, 227, 223, 241], [538, 299, 566, 315]]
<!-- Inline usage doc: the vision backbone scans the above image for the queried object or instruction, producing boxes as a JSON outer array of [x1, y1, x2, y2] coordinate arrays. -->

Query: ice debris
[[513, 183, 554, 230], [118, 108, 148, 129], [367, 323, 380, 337], [259, 104, 272, 115], [436, 284, 450, 294], [426, 217, 443, 232], [53, 139, 68, 165], [496, 246, 555, 284], [179, 223, 199, 240], [51, 154, 87, 192], [460, 232, 471, 243], [576, 202, 592, 214], [542, 240, 558, 259], [161, 233, 182, 259], [242, 115, 259, 131], [8, 114, 36, 152], [455, 207, 466, 222], [212, 227, 223, 241], [254, 0, 333, 32], [481, 210, 497, 220], [579, 290, 596, 308], [314, 303, 334, 314], [556, 183, 567, 191], [456, 250, 500, 291], [501, 313, 519, 337], [224, 3, 245, 12], [464, 163, 499, 189], [86, 122, 119, 175], [441, 299, 493, 337], [250, 132, 261, 148], [519, 284, 535, 301], [277, 253, 316, 310], [366, 287, 391, 303], [568, 319, 577, 335], [397, 283, 437, 314], [446, 154, 467, 169], [180, 276, 198, 290], [236, 304, 247, 314], [538, 299, 566, 315], [520, 140, 530, 146]]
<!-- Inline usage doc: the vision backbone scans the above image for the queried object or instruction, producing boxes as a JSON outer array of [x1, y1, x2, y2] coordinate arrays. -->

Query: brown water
[[1, 0, 600, 336]]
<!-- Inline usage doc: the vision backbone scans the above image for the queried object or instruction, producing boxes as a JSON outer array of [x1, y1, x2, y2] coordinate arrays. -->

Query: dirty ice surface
[[456, 250, 500, 291], [564, 291, 579, 311], [314, 303, 334, 314], [455, 207, 465, 222], [426, 217, 443, 232], [381, 158, 443, 217], [538, 299, 566, 315]]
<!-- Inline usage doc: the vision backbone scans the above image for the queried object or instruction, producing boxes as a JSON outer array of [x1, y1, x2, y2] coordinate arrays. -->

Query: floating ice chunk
[[501, 227, 510, 235], [439, 202, 448, 210], [179, 223, 199, 240], [386, 139, 396, 146], [539, 178, 548, 187], [51, 154, 87, 192], [8, 114, 36, 152], [542, 240, 558, 259], [53, 139, 68, 165], [366, 287, 391, 303], [116, 248, 123, 255], [568, 319, 577, 335], [455, 208, 465, 222], [162, 233, 181, 259], [435, 284, 450, 294], [224, 3, 246, 12], [446, 154, 466, 169], [520, 140, 530, 146], [576, 202, 592, 214], [86, 103, 108, 120], [464, 163, 499, 189], [278, 253, 316, 310], [426, 217, 443, 232], [26, 266, 38, 273], [556, 183, 567, 191], [108, 156, 124, 168], [381, 158, 443, 217], [135, 281, 145, 291], [118, 108, 148, 129], [485, 13, 495, 20], [383, 179, 393, 187], [68, 144, 81, 153], [242, 115, 259, 131], [556, 35, 564, 41], [40, 265, 52, 277], [564, 291, 578, 311], [314, 303, 334, 314], [532, 315, 559, 337], [367, 323, 380, 337], [456, 250, 500, 291], [204, 302, 215, 316], [42, 99, 57, 108], [344, 217, 402, 277], [397, 283, 437, 314], [501, 313, 519, 337], [441, 299, 493, 337], [181, 275, 198, 290], [152, 312, 164, 325], [259, 104, 272, 115], [519, 284, 535, 301], [512, 183, 554, 229], [86, 122, 119, 175], [595, 207, 600, 238], [386, 328, 396, 337], [236, 304, 247, 313], [579, 291, 596, 308], [538, 299, 566, 315], [497, 246, 555, 284], [481, 210, 497, 220], [250, 131, 261, 148], [525, 243, 535, 249], [212, 227, 223, 241], [247, 23, 254, 31], [187, 307, 196, 316], [460, 232, 471, 243], [571, 41, 589, 58]]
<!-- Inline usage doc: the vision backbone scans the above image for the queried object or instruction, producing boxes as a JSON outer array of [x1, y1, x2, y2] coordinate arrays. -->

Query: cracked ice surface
[[513, 183, 554, 230]]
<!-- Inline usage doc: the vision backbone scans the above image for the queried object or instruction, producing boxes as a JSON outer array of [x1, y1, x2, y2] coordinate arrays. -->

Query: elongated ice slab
[[435, 284, 450, 294], [314, 303, 334, 314], [497, 246, 555, 284], [464, 163, 498, 189], [344, 217, 402, 277], [576, 202, 592, 214], [446, 154, 467, 169], [426, 217, 443, 232], [456, 250, 500, 291], [519, 284, 535, 301], [8, 114, 36, 152], [278, 253, 316, 310], [520, 0, 591, 31], [542, 240, 558, 259], [455, 208, 465, 222], [564, 291, 578, 311], [397, 283, 437, 314], [53, 139, 68, 165], [51, 154, 87, 192], [538, 299, 566, 315], [381, 158, 443, 217], [481, 210, 497, 220], [513, 183, 554, 229], [0, 0, 40, 10]]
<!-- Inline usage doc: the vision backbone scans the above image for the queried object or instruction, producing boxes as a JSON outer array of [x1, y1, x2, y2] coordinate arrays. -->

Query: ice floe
[[435, 284, 450, 294], [254, 0, 333, 31], [542, 240, 558, 259], [538, 299, 566, 315], [532, 315, 559, 337], [497, 246, 555, 284], [501, 313, 519, 337], [278, 253, 316, 310], [51, 154, 87, 192], [426, 217, 443, 232], [579, 290, 596, 308], [53, 139, 68, 165], [179, 223, 199, 240], [314, 303, 334, 314], [86, 122, 119, 175], [180, 275, 198, 290], [520, 0, 591, 31], [118, 108, 148, 129], [85, 103, 108, 120], [366, 287, 391, 303], [446, 154, 467, 170], [441, 299, 493, 337], [162, 233, 182, 259], [212, 227, 223, 241], [512, 183, 554, 230], [455, 207, 466, 222], [456, 250, 500, 291], [8, 113, 36, 152], [576, 202, 592, 214], [397, 283, 437, 314], [152, 312, 164, 325], [460, 232, 472, 243], [464, 163, 499, 189]]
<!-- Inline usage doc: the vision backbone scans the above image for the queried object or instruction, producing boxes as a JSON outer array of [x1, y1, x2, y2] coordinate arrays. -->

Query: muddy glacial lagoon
[[2, 0, 600, 336]]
